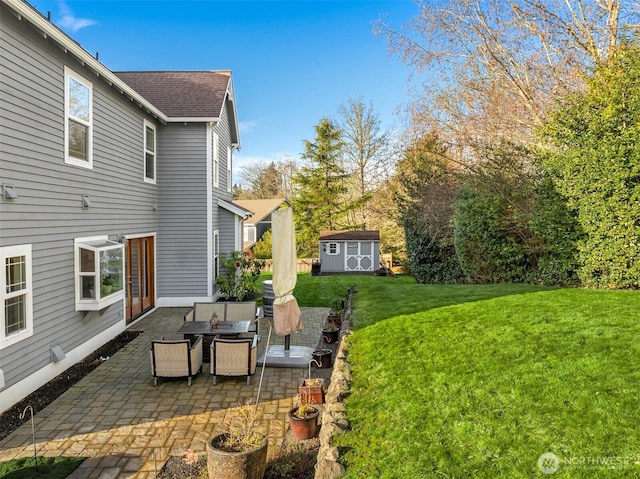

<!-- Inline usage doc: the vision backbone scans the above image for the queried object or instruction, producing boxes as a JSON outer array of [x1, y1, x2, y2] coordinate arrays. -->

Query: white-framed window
[[64, 66, 93, 168], [144, 119, 156, 183], [1, 244, 33, 349], [227, 146, 232, 192], [74, 236, 125, 311], [244, 225, 256, 243], [213, 230, 220, 280], [327, 243, 340, 255], [212, 131, 220, 188]]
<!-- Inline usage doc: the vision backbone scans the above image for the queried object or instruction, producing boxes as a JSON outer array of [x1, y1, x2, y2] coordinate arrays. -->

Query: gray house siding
[[156, 123, 209, 299], [0, 5, 159, 405]]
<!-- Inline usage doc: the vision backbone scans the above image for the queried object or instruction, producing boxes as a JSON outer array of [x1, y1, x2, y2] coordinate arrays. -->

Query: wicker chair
[[210, 335, 258, 385], [184, 301, 260, 336], [150, 336, 203, 386]]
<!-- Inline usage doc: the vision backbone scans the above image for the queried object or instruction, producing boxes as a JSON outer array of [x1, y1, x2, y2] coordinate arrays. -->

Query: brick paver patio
[[0, 306, 328, 478]]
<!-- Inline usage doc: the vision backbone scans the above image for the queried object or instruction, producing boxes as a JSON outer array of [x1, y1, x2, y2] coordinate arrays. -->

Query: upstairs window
[[74, 237, 124, 311], [212, 130, 220, 188], [1, 245, 33, 349], [144, 120, 156, 183], [227, 146, 232, 192], [64, 67, 93, 168]]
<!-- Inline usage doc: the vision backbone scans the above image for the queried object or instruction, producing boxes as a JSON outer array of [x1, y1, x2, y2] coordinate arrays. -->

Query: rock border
[[314, 290, 355, 479]]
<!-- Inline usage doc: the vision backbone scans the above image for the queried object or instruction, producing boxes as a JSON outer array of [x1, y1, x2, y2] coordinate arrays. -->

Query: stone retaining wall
[[314, 299, 354, 479]]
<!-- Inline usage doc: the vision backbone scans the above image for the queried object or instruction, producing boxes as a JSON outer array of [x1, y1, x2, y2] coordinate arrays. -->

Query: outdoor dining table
[[177, 320, 250, 362]]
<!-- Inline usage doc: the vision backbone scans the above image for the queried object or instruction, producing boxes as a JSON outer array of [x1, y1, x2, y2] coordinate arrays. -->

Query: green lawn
[[0, 456, 85, 478], [289, 274, 640, 478]]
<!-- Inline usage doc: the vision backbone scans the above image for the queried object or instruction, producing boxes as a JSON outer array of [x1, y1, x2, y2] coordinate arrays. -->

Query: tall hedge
[[540, 43, 640, 288]]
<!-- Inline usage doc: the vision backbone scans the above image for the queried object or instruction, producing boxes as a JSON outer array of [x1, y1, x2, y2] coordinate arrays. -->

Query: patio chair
[[224, 301, 261, 336], [150, 335, 203, 386], [210, 334, 258, 385], [184, 302, 226, 322]]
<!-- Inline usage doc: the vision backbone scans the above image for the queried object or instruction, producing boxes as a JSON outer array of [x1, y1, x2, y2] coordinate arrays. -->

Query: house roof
[[319, 230, 380, 241], [234, 199, 290, 225], [2, 0, 168, 123], [114, 71, 230, 119], [218, 199, 253, 219]]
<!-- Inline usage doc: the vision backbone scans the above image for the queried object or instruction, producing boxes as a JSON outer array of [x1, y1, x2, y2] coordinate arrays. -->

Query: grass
[[0, 456, 85, 478], [285, 273, 640, 478]]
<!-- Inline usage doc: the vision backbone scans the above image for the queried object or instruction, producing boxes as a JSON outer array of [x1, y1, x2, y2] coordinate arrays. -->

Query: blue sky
[[28, 0, 419, 183]]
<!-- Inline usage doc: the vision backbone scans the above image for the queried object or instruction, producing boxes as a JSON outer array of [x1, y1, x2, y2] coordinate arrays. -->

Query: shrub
[[216, 251, 265, 300]]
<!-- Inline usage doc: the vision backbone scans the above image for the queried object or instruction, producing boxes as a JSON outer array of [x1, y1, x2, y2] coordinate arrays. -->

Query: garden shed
[[318, 230, 380, 273]]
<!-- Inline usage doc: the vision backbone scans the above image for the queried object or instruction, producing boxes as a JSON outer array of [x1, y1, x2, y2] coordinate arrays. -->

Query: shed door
[[345, 242, 374, 271]]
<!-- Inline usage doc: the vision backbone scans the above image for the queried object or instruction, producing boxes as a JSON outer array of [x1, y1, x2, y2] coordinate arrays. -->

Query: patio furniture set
[[149, 301, 261, 387]]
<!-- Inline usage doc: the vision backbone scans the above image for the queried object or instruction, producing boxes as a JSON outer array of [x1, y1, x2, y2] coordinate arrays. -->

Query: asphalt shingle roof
[[114, 70, 231, 118], [319, 230, 380, 241]]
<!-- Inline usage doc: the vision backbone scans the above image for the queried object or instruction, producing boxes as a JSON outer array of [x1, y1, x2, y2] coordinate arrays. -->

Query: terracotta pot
[[298, 378, 325, 405], [206, 433, 267, 479], [288, 406, 319, 440], [312, 349, 332, 369], [322, 327, 339, 344]]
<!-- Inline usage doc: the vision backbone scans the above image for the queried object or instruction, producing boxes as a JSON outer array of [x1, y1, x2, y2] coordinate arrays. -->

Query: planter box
[[298, 378, 325, 405]]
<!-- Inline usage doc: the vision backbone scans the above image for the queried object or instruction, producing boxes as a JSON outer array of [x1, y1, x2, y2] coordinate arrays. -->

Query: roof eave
[[168, 117, 220, 123], [218, 199, 253, 219], [2, 0, 168, 124]]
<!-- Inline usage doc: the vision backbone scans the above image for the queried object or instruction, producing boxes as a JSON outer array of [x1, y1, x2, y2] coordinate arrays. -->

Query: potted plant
[[298, 377, 325, 405], [312, 348, 332, 369], [327, 298, 343, 326], [298, 359, 325, 404], [322, 324, 339, 344], [288, 396, 319, 440], [101, 276, 114, 294], [206, 403, 268, 479]]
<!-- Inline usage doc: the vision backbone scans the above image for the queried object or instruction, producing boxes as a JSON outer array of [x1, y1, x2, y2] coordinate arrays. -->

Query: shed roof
[[235, 199, 290, 225], [319, 230, 380, 241]]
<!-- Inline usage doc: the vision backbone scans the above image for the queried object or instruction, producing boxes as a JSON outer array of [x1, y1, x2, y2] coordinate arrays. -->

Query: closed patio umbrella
[[271, 207, 302, 337]]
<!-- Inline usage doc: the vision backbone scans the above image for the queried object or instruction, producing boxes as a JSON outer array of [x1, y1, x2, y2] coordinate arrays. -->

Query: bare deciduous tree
[[237, 158, 298, 199], [377, 0, 632, 158], [337, 97, 394, 229]]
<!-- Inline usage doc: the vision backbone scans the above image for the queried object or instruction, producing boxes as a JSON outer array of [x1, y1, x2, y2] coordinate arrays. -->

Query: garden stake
[[20, 405, 37, 470], [254, 319, 273, 417], [307, 358, 321, 404]]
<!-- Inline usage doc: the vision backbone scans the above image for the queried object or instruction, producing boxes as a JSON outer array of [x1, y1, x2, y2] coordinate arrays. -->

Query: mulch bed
[[0, 330, 142, 442]]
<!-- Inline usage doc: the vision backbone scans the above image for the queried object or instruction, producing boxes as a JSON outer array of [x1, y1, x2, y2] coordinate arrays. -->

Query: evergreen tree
[[540, 42, 640, 288], [293, 118, 349, 256]]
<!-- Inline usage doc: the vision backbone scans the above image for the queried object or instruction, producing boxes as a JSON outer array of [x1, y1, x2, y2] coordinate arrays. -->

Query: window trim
[[227, 146, 232, 193], [244, 225, 256, 243], [213, 230, 220, 281], [1, 244, 33, 350], [327, 242, 340, 255], [64, 66, 93, 169], [74, 236, 125, 311], [143, 119, 156, 184], [212, 131, 220, 188]]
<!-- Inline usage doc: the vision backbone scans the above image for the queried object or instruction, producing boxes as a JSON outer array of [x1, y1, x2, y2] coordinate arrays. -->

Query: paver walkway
[[0, 306, 328, 478]]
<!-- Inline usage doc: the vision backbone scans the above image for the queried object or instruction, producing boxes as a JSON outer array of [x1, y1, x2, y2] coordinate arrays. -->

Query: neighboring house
[[0, 0, 249, 412], [234, 198, 291, 252], [318, 230, 381, 273]]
